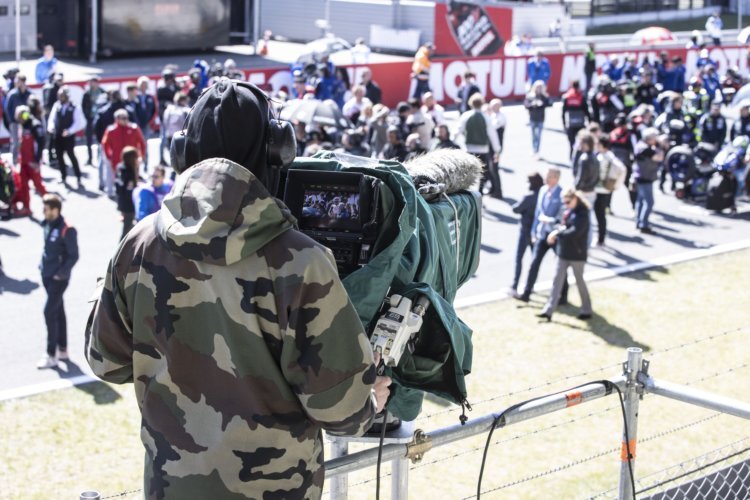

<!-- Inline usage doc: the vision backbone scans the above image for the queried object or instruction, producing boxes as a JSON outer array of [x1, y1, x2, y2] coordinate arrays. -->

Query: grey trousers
[[542, 258, 592, 316]]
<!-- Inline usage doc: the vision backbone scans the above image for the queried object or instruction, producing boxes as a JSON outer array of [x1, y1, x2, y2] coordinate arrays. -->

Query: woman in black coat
[[510, 172, 544, 294], [538, 188, 593, 321], [115, 146, 140, 240]]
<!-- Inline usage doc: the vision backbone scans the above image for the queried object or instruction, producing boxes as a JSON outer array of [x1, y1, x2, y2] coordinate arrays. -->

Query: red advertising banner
[[434, 2, 512, 57], [4, 44, 746, 140], [360, 45, 750, 108]]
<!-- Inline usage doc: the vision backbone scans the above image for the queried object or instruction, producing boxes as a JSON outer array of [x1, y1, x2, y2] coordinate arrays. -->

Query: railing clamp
[[405, 429, 432, 463]]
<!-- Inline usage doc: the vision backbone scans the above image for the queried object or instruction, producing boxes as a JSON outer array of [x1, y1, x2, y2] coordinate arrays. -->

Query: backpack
[[602, 152, 627, 191]]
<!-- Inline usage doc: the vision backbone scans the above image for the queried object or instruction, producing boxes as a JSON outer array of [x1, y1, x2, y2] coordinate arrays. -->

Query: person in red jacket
[[561, 80, 589, 157], [12, 105, 47, 217], [100, 109, 145, 197]]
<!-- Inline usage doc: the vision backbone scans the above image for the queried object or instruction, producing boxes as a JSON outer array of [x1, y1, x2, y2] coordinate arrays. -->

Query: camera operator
[[86, 79, 389, 499]]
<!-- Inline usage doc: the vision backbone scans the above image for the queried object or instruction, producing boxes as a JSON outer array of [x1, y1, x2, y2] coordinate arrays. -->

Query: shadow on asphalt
[[0, 226, 20, 237], [0, 274, 40, 294], [71, 379, 122, 405], [480, 243, 502, 254], [654, 210, 712, 228], [483, 209, 517, 225]]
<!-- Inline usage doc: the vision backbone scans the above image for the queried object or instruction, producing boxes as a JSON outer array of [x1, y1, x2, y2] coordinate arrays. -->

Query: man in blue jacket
[[527, 50, 551, 87], [514, 167, 567, 303], [37, 194, 79, 369]]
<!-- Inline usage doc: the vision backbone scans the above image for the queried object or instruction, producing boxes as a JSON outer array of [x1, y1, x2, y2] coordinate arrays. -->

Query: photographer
[[86, 79, 389, 499]]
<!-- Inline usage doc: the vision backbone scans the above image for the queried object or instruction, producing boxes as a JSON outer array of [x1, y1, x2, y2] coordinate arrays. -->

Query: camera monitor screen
[[284, 170, 374, 234], [301, 187, 361, 231]]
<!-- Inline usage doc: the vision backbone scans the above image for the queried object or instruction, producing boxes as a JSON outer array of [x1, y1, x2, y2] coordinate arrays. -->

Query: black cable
[[375, 410, 388, 500], [475, 380, 636, 500], [608, 381, 637, 500]]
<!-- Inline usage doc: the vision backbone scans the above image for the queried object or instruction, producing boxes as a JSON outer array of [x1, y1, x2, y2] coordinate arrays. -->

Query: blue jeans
[[635, 181, 654, 229], [530, 121, 544, 153]]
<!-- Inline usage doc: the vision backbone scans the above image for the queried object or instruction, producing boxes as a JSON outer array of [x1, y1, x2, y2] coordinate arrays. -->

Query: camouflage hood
[[157, 158, 295, 265]]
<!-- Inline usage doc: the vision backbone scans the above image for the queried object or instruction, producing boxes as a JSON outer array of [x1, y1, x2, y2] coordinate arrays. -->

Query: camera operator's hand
[[372, 352, 392, 413]]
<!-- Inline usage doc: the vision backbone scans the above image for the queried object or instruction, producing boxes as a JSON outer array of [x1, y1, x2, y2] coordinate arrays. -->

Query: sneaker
[[36, 355, 58, 369], [640, 227, 655, 235], [57, 348, 69, 360]]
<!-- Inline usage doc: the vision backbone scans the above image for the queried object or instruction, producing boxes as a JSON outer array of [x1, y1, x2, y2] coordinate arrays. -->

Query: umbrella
[[280, 98, 351, 130], [630, 27, 675, 45], [738, 26, 750, 44]]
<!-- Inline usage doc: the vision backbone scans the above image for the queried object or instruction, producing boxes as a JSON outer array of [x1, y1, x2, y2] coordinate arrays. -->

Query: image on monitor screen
[[301, 187, 361, 231]]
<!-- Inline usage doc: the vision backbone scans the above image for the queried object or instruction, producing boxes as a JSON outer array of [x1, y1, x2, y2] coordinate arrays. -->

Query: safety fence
[[79, 324, 750, 500]]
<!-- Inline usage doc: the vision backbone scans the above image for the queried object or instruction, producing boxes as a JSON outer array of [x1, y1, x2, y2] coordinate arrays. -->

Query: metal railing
[[78, 326, 750, 500], [325, 346, 750, 499]]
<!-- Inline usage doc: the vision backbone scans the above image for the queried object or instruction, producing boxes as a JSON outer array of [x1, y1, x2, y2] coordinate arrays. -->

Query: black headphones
[[170, 79, 296, 174]]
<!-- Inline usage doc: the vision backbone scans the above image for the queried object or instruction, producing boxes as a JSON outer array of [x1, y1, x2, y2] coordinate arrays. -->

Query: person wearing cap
[[562, 80, 589, 156], [527, 49, 551, 87], [34, 45, 58, 84], [47, 86, 85, 188], [42, 72, 64, 166], [701, 64, 723, 103], [86, 78, 388, 499], [82, 76, 105, 166], [633, 127, 664, 234]]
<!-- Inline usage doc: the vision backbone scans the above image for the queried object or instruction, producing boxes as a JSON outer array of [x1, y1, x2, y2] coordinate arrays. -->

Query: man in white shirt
[[47, 86, 85, 188], [705, 11, 723, 46], [351, 37, 371, 65], [421, 92, 445, 126]]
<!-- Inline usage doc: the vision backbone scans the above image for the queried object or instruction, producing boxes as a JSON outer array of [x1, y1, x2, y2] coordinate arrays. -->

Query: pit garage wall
[[0, 0, 37, 53], [259, 0, 435, 47]]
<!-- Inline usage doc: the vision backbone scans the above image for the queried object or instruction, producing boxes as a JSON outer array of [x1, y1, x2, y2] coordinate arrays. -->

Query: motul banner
[[434, 2, 512, 57], [4, 44, 747, 140]]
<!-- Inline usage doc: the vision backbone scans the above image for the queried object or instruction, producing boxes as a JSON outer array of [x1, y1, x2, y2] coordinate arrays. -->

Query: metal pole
[[325, 377, 627, 478], [14, 0, 20, 66], [329, 440, 349, 499], [740, 0, 744, 31], [253, 0, 261, 48], [90, 0, 98, 63], [391, 455, 409, 499], [641, 376, 750, 420], [325, 0, 331, 35], [617, 347, 643, 500]]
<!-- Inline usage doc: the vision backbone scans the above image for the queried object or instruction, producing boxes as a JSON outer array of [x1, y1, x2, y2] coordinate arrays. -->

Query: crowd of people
[[3, 28, 750, 363]]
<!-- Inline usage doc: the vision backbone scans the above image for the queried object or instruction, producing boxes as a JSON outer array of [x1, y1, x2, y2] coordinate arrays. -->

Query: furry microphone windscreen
[[403, 149, 484, 194]]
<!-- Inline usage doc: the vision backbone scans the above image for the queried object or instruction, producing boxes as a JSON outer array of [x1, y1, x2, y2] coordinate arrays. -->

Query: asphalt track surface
[[1, 102, 749, 396]]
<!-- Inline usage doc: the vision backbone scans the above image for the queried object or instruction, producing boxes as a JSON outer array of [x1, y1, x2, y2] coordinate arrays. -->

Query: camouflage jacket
[[86, 158, 377, 499]]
